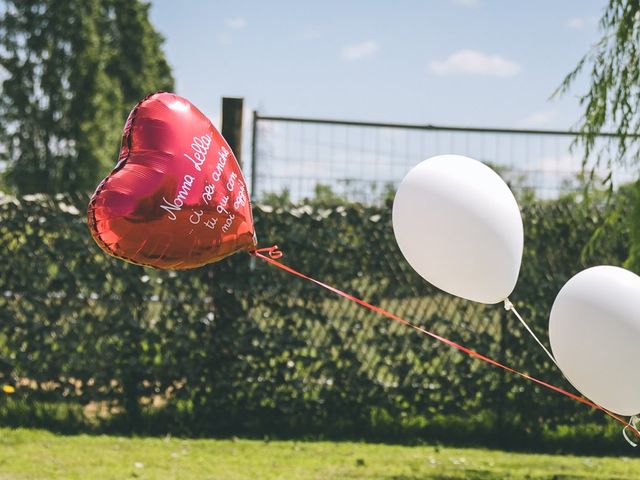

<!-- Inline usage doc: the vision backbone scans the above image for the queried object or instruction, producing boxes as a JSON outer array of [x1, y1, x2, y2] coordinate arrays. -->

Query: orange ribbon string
[[250, 245, 640, 440]]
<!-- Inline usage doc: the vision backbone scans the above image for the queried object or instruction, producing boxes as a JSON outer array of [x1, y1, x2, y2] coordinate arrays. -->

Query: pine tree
[[0, 0, 174, 194]]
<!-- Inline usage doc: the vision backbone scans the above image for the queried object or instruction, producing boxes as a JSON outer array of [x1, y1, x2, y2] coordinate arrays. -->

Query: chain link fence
[[250, 114, 637, 202]]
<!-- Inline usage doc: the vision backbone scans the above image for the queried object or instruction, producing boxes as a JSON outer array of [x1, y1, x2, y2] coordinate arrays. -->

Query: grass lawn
[[0, 428, 638, 480]]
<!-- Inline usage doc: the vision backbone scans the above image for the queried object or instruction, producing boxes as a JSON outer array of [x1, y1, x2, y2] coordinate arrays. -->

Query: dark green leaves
[[0, 0, 174, 195]]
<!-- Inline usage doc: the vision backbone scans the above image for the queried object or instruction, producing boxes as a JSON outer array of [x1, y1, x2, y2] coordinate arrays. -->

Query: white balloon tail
[[623, 415, 640, 447], [504, 299, 558, 367]]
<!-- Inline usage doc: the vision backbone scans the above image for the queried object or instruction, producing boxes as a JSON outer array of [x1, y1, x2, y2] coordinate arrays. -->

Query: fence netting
[[251, 115, 636, 203]]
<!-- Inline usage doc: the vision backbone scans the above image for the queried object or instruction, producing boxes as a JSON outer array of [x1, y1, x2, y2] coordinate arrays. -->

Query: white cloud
[[429, 49, 521, 77], [518, 110, 557, 128], [340, 40, 379, 61], [566, 16, 599, 29], [226, 17, 247, 30], [451, 0, 480, 7], [566, 17, 585, 29]]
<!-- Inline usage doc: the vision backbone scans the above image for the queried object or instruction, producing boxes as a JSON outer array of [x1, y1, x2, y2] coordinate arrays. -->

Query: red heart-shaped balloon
[[88, 92, 257, 269]]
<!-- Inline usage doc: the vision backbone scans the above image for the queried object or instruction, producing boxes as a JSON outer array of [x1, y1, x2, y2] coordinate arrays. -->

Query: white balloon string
[[623, 415, 640, 447], [504, 299, 558, 367], [505, 299, 639, 448]]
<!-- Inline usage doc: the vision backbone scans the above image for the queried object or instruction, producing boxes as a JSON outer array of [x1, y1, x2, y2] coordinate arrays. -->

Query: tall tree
[[556, 0, 640, 268], [0, 0, 174, 194]]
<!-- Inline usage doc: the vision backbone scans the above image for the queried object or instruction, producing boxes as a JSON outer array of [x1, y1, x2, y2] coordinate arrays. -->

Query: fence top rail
[[254, 112, 635, 138]]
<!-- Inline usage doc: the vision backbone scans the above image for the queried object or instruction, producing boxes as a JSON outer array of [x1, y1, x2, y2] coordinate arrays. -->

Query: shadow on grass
[[0, 396, 632, 457]]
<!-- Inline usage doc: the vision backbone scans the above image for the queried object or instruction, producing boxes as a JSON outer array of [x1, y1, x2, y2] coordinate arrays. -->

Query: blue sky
[[149, 0, 604, 130]]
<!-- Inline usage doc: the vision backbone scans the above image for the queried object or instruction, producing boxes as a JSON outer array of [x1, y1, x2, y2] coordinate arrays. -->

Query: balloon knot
[[503, 298, 513, 311], [251, 245, 284, 259]]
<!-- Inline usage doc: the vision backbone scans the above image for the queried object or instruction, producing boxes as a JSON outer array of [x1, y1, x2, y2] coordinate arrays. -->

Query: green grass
[[0, 428, 638, 479]]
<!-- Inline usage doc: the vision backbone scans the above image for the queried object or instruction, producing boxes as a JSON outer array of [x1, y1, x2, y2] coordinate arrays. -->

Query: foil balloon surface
[[88, 92, 256, 269]]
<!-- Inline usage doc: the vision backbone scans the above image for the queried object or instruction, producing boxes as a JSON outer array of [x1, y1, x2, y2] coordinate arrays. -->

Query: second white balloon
[[392, 155, 524, 304]]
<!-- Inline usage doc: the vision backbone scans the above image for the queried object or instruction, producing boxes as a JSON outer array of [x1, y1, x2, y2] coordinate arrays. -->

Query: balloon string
[[504, 299, 558, 367], [250, 245, 640, 442], [623, 415, 640, 447]]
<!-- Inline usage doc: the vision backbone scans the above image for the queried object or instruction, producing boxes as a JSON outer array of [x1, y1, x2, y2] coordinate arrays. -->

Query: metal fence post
[[221, 97, 244, 167], [250, 110, 258, 197]]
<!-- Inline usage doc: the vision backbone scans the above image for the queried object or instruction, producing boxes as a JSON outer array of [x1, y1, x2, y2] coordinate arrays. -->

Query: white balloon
[[549, 266, 640, 416], [392, 155, 523, 304]]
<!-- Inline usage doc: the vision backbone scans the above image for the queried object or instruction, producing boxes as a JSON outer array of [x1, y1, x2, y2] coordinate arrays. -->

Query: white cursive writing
[[222, 214, 236, 233], [160, 174, 195, 220], [234, 181, 247, 210], [212, 146, 230, 182], [226, 172, 237, 192], [183, 133, 212, 172]]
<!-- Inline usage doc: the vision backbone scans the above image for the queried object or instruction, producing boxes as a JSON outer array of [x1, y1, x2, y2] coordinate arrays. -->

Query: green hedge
[[0, 191, 632, 452]]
